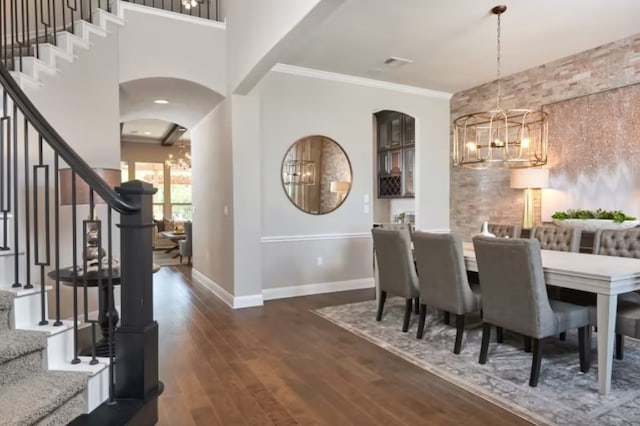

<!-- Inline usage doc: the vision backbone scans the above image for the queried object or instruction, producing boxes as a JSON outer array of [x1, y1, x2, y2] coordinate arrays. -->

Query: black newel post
[[114, 180, 161, 407]]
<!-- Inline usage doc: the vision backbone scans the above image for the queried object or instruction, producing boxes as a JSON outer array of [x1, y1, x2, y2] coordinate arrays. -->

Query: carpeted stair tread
[[0, 371, 87, 426], [0, 291, 12, 331], [0, 291, 13, 311], [0, 329, 47, 364]]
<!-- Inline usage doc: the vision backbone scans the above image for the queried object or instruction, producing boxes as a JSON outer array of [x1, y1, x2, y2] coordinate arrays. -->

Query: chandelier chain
[[496, 12, 502, 110]]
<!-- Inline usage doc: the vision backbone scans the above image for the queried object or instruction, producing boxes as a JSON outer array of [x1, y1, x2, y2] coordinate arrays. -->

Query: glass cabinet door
[[389, 115, 402, 147], [404, 116, 415, 145], [403, 148, 414, 196]]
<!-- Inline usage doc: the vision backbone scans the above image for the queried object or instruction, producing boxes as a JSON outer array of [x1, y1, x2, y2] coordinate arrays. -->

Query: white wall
[[118, 3, 226, 95], [259, 70, 451, 289], [231, 94, 262, 299], [24, 31, 120, 168], [225, 0, 345, 94], [190, 101, 235, 294]]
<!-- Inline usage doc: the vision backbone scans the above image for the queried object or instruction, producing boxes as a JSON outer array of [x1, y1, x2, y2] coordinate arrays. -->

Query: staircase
[[0, 291, 87, 425], [0, 1, 161, 424]]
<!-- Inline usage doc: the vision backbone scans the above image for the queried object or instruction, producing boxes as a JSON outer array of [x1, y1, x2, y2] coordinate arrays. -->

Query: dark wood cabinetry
[[376, 111, 415, 198]]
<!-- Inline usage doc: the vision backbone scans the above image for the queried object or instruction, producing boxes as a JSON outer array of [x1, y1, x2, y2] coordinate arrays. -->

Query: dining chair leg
[[479, 323, 491, 364], [529, 338, 543, 387], [402, 299, 412, 332], [414, 297, 420, 314], [443, 311, 450, 325], [616, 334, 624, 360], [524, 336, 532, 353], [179, 255, 183, 264], [578, 326, 591, 373], [559, 332, 566, 341], [416, 304, 427, 339], [376, 291, 387, 321], [496, 327, 504, 343], [454, 314, 465, 354]]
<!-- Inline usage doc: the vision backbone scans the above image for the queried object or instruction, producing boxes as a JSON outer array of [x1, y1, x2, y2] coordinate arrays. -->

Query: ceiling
[[121, 119, 191, 145], [282, 0, 640, 93]]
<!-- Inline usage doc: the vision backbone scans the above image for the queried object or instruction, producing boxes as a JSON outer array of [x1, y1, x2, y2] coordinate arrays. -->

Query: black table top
[[48, 266, 121, 286]]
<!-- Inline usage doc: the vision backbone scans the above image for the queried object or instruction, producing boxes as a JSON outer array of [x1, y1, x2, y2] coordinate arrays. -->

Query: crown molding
[[272, 64, 452, 100]]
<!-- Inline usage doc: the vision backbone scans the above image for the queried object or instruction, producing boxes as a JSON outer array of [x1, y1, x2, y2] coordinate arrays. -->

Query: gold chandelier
[[453, 5, 548, 169], [165, 140, 191, 170]]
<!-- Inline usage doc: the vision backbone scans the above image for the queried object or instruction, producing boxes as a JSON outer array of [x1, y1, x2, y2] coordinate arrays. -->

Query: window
[[135, 162, 165, 220], [169, 167, 192, 221], [120, 161, 130, 183]]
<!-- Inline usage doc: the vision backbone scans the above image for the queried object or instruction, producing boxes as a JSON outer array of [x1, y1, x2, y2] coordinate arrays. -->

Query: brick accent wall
[[451, 33, 640, 239]]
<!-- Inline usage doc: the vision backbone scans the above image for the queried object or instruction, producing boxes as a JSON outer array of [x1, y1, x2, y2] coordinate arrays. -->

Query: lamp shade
[[330, 181, 350, 193], [510, 168, 549, 189], [59, 168, 121, 205]]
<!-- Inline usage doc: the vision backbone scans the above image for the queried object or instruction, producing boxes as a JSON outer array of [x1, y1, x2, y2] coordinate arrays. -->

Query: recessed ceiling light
[[153, 99, 169, 104], [144, 131, 152, 135]]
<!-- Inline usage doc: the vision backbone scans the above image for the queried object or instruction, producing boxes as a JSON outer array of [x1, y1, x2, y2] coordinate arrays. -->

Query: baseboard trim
[[191, 268, 264, 309], [262, 278, 374, 301]]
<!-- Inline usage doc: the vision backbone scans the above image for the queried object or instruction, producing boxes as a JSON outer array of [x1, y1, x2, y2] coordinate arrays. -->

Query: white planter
[[552, 219, 640, 232]]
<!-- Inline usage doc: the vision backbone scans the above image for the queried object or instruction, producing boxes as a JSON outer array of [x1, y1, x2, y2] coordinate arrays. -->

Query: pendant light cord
[[496, 11, 502, 110]]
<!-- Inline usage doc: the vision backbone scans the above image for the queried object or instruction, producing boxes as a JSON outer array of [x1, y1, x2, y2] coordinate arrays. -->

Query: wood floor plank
[[153, 266, 532, 425]]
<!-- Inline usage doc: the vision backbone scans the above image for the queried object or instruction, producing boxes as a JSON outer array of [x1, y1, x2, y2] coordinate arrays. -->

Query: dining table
[[462, 242, 640, 395]]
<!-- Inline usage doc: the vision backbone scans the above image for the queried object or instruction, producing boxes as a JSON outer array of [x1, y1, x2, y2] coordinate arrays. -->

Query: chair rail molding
[[261, 232, 371, 243]]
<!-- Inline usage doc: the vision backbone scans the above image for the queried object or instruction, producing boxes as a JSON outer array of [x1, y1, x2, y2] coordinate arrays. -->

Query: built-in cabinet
[[376, 110, 415, 198]]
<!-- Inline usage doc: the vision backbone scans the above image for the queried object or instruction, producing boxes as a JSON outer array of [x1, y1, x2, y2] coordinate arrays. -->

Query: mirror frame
[[280, 135, 353, 215]]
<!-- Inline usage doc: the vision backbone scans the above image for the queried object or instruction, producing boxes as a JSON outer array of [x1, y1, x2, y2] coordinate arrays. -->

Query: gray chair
[[412, 232, 481, 354], [532, 225, 583, 320], [590, 228, 640, 359], [488, 224, 521, 238], [530, 225, 582, 252], [473, 236, 591, 387], [178, 221, 192, 265], [371, 227, 420, 332]]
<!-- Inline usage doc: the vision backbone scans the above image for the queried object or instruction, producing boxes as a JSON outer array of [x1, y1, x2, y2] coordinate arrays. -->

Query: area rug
[[153, 249, 184, 267], [315, 297, 640, 426]]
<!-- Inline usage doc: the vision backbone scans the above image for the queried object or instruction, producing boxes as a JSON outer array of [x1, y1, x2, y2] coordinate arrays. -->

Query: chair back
[[183, 221, 192, 251], [488, 224, 521, 238], [472, 236, 557, 338], [371, 227, 419, 299], [412, 232, 476, 315], [593, 228, 640, 258], [531, 225, 581, 252]]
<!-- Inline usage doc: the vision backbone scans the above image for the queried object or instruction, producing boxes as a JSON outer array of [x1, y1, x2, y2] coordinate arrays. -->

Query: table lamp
[[330, 181, 350, 203], [59, 168, 121, 267], [510, 168, 549, 229]]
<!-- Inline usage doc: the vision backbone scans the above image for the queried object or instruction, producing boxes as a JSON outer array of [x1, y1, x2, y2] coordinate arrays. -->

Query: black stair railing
[[122, 0, 222, 21], [1, 0, 113, 73], [0, 2, 160, 418], [0, 0, 221, 74]]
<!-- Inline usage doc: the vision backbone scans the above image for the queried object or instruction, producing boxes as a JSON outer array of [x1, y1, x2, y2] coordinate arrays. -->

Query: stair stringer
[[9, 8, 124, 86]]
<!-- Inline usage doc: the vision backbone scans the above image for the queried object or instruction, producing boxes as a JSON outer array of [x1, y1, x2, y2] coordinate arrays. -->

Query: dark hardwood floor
[[153, 266, 531, 425]]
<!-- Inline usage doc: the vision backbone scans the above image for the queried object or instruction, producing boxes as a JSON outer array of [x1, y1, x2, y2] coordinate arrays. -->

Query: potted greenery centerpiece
[[551, 208, 638, 231]]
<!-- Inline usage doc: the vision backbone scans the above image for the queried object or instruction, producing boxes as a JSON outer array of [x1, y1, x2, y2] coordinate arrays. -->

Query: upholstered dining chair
[[371, 227, 420, 332], [530, 225, 582, 252], [178, 221, 192, 265], [373, 223, 419, 313], [472, 236, 591, 387], [590, 228, 640, 359], [488, 223, 522, 238], [412, 232, 481, 354]]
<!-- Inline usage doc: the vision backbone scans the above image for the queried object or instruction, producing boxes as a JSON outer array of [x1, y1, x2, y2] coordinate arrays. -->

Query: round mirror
[[281, 135, 352, 215]]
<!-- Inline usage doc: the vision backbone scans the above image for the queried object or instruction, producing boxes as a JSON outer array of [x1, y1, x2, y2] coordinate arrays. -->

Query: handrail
[[0, 63, 138, 214]]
